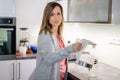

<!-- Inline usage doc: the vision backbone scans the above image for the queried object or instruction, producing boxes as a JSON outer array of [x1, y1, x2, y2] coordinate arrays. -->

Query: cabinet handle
[[12, 63, 14, 80], [18, 62, 21, 79]]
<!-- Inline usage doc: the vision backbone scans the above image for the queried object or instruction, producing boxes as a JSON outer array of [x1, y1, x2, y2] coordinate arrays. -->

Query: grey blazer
[[29, 33, 74, 80]]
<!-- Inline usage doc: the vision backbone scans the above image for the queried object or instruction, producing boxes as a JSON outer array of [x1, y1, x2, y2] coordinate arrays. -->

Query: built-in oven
[[0, 17, 16, 55]]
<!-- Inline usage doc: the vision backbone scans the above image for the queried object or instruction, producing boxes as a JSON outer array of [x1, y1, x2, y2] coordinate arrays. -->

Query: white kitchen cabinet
[[0, 59, 36, 80], [0, 60, 16, 80], [67, 0, 111, 23], [112, 0, 120, 24], [16, 59, 36, 80], [0, 0, 16, 17]]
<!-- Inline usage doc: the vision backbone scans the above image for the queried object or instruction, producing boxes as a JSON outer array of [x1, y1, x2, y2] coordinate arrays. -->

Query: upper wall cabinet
[[67, 0, 112, 23], [0, 0, 16, 17], [112, 0, 120, 24], [57, 0, 112, 23]]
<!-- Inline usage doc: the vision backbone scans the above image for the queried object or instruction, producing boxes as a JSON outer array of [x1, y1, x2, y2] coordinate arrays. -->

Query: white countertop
[[68, 61, 120, 80]]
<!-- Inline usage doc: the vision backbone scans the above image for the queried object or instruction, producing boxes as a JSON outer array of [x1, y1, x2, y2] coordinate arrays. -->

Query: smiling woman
[[28, 1, 83, 80], [28, 1, 98, 80]]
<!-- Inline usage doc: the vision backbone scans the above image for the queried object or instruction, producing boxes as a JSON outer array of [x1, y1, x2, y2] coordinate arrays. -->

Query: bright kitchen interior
[[16, 0, 120, 69], [0, 0, 120, 80]]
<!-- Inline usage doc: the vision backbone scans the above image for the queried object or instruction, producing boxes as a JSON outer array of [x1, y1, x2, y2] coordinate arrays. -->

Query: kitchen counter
[[0, 55, 16, 60], [0, 54, 36, 61], [68, 61, 120, 80], [16, 54, 36, 60]]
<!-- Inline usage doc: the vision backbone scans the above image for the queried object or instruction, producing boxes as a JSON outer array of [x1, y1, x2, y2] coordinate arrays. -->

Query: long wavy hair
[[39, 1, 64, 38]]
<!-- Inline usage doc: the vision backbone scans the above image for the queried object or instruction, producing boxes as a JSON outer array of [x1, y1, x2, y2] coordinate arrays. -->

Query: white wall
[[63, 23, 120, 69], [16, 0, 50, 49], [0, 0, 16, 17]]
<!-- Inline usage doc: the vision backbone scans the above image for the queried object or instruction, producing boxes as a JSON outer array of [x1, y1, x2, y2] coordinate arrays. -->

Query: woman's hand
[[80, 39, 96, 51], [72, 42, 82, 52], [72, 39, 96, 53]]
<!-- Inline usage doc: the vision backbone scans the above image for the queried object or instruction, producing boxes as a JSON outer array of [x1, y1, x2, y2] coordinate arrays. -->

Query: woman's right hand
[[72, 42, 82, 52], [72, 39, 96, 53]]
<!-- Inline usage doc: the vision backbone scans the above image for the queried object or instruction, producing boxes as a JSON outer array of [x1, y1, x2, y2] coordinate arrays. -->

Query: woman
[[29, 1, 95, 80]]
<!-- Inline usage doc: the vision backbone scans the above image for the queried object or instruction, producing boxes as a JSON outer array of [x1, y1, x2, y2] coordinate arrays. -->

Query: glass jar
[[19, 27, 29, 41]]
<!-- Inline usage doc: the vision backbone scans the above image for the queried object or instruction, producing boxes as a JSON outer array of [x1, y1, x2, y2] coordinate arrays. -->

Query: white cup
[[19, 46, 27, 56]]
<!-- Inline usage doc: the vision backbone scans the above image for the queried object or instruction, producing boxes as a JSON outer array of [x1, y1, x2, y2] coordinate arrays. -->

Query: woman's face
[[49, 6, 62, 28]]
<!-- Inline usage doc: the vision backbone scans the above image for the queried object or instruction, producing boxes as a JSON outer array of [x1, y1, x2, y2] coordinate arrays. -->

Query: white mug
[[19, 46, 27, 56]]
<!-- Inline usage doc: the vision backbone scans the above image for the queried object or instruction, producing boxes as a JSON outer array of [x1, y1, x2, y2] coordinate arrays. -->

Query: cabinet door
[[68, 0, 111, 23], [0, 60, 16, 80], [16, 59, 36, 80], [0, 0, 16, 17], [112, 0, 120, 24]]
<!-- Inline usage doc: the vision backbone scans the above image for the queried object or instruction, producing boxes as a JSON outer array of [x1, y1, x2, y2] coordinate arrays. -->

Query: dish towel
[[0, 28, 7, 46], [76, 39, 96, 64]]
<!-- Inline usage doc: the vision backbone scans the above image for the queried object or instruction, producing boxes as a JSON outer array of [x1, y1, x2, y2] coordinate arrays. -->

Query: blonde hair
[[39, 1, 64, 38]]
